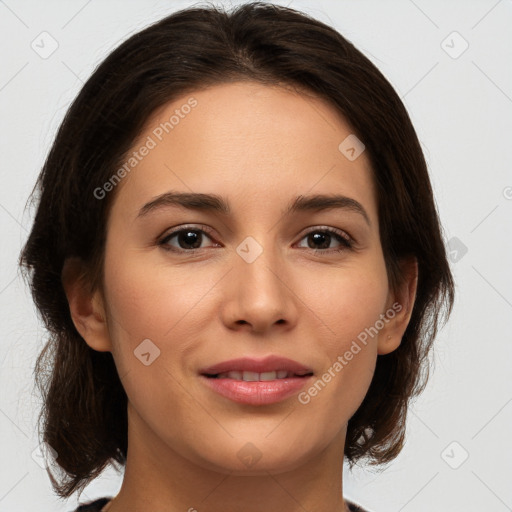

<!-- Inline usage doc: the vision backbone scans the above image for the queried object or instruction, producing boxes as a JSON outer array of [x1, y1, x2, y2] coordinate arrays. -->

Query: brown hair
[[19, 1, 454, 499]]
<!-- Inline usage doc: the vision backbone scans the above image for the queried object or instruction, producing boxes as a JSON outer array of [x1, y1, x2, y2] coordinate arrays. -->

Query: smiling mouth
[[203, 370, 314, 381]]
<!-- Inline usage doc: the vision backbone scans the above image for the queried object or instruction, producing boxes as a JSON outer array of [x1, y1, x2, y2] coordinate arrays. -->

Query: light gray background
[[1, 1, 511, 511]]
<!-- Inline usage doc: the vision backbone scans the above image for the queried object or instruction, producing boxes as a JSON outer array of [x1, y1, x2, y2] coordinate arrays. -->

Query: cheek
[[101, 243, 215, 372], [104, 242, 222, 332], [101, 250, 211, 429], [306, 258, 389, 348], [296, 259, 388, 420]]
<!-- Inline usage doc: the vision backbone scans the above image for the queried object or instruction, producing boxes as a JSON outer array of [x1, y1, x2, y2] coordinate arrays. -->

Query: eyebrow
[[137, 191, 371, 226]]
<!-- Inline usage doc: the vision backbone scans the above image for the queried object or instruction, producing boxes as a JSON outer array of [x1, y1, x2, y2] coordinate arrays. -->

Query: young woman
[[19, 2, 454, 511]]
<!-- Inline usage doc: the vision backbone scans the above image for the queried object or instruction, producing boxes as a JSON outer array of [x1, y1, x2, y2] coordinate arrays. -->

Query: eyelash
[[157, 224, 354, 255]]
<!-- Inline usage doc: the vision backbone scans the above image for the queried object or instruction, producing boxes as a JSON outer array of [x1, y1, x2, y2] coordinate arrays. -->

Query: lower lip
[[200, 375, 313, 405]]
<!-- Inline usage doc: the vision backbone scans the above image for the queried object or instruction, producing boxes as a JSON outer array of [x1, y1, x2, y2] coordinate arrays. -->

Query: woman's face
[[88, 81, 406, 474]]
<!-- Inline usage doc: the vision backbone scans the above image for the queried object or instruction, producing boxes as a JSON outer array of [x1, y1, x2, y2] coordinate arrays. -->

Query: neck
[[107, 403, 350, 512]]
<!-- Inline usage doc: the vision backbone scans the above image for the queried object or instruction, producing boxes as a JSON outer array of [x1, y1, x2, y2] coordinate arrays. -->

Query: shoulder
[[68, 497, 113, 512], [346, 498, 373, 512]]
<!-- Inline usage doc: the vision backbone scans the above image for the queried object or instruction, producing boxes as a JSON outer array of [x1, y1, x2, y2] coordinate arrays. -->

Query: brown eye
[[159, 226, 218, 252], [296, 228, 353, 253]]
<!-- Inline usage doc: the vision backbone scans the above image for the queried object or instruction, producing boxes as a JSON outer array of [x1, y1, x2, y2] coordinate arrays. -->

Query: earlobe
[[378, 333, 400, 355], [61, 257, 112, 352], [377, 257, 418, 355]]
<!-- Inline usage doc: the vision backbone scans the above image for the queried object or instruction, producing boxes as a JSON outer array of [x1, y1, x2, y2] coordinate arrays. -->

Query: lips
[[199, 356, 314, 405], [212, 370, 307, 381], [199, 355, 314, 378]]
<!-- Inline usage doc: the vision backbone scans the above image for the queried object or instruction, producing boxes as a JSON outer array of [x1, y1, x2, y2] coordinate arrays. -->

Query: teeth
[[216, 370, 294, 381], [222, 370, 243, 380]]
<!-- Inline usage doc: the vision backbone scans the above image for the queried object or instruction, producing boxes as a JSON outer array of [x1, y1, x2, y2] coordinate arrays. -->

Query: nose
[[219, 240, 299, 334]]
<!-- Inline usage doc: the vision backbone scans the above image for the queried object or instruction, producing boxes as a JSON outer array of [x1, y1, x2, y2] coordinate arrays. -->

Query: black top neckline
[[72, 496, 372, 512]]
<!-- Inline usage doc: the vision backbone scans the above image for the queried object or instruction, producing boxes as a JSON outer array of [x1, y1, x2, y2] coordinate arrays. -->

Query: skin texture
[[63, 81, 417, 512]]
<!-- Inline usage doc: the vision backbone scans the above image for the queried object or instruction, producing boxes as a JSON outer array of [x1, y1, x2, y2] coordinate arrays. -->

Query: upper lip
[[200, 355, 314, 376]]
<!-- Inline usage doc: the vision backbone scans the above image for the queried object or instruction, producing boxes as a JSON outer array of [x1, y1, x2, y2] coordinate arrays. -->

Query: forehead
[[110, 81, 377, 222]]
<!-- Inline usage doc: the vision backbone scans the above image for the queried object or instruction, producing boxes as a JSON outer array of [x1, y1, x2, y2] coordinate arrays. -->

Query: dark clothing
[[72, 497, 112, 511], [71, 496, 372, 511], [347, 498, 372, 511]]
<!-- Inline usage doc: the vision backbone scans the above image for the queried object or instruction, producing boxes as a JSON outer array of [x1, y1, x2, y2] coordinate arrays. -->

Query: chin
[[192, 433, 320, 475]]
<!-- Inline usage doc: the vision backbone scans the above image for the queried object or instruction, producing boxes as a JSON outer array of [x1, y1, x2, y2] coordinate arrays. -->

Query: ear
[[377, 256, 418, 355], [61, 257, 112, 352]]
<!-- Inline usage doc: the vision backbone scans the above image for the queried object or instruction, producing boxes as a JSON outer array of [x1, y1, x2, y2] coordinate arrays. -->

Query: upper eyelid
[[161, 224, 216, 239]]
